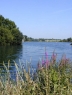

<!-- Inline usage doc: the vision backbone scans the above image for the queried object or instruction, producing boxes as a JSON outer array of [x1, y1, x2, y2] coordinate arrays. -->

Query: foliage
[[0, 52, 72, 95], [11, 28, 23, 45], [60, 37, 72, 42], [24, 36, 61, 42], [0, 15, 23, 45]]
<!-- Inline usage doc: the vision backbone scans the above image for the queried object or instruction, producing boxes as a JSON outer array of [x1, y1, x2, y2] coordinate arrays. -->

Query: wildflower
[[42, 59, 46, 66], [42, 50, 49, 67], [52, 51, 57, 62], [62, 55, 66, 64], [45, 51, 48, 59], [60, 54, 69, 67], [37, 62, 41, 69]]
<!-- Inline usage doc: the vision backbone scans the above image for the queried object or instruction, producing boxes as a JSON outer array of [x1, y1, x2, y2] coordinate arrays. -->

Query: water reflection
[[0, 45, 22, 63], [0, 42, 72, 71], [0, 45, 22, 79], [0, 45, 22, 74]]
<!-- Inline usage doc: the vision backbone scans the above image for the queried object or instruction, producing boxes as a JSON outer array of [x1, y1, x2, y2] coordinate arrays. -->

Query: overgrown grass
[[0, 51, 72, 95]]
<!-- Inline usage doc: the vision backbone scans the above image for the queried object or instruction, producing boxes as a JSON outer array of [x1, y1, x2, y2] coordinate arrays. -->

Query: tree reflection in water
[[0, 45, 22, 79]]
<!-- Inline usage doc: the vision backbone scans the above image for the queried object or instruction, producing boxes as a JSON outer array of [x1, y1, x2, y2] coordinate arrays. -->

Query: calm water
[[0, 42, 72, 70]]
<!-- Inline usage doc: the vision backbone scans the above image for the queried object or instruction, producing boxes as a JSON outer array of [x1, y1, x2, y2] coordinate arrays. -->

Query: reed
[[0, 51, 72, 95]]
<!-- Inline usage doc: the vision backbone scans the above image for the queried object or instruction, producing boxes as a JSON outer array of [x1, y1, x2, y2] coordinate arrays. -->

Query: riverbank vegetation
[[24, 35, 72, 42], [0, 15, 23, 45], [60, 37, 72, 42], [24, 35, 61, 42], [0, 51, 72, 95]]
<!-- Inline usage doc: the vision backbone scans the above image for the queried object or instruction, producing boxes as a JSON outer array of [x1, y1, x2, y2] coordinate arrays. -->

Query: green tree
[[0, 15, 23, 45], [67, 37, 72, 42], [11, 28, 23, 45], [0, 27, 13, 45]]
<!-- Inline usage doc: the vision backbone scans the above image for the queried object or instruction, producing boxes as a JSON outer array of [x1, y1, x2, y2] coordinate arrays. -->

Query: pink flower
[[42, 59, 46, 66], [41, 49, 50, 67], [52, 52, 57, 61], [42, 59, 49, 67], [37, 62, 41, 69]]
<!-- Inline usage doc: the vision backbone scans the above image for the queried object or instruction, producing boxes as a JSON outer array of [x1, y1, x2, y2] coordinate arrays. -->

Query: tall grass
[[0, 51, 72, 95]]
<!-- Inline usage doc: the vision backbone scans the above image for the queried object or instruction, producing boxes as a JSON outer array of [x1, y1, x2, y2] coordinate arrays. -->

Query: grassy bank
[[0, 51, 72, 95]]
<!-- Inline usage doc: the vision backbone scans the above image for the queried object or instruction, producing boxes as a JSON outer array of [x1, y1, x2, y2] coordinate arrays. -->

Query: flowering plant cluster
[[0, 50, 72, 95]]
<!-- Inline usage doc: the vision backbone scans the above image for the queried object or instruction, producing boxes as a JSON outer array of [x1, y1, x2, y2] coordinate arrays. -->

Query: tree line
[[60, 37, 72, 42], [24, 36, 61, 42], [24, 36, 72, 42], [0, 15, 23, 45]]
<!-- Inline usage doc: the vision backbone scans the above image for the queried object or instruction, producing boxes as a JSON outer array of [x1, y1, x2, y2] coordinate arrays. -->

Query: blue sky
[[0, 0, 72, 39]]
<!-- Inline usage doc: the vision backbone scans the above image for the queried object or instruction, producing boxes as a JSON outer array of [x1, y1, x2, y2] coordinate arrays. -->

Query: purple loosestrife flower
[[42, 50, 50, 67], [45, 50, 50, 66], [60, 55, 69, 67], [62, 55, 69, 65], [61, 55, 66, 64], [37, 62, 41, 70], [52, 52, 57, 62], [45, 51, 48, 59], [42, 59, 46, 66], [66, 58, 69, 62], [45, 58, 49, 67]]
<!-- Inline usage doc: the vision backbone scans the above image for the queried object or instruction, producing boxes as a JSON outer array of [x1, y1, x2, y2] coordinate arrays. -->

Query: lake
[[0, 42, 72, 75]]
